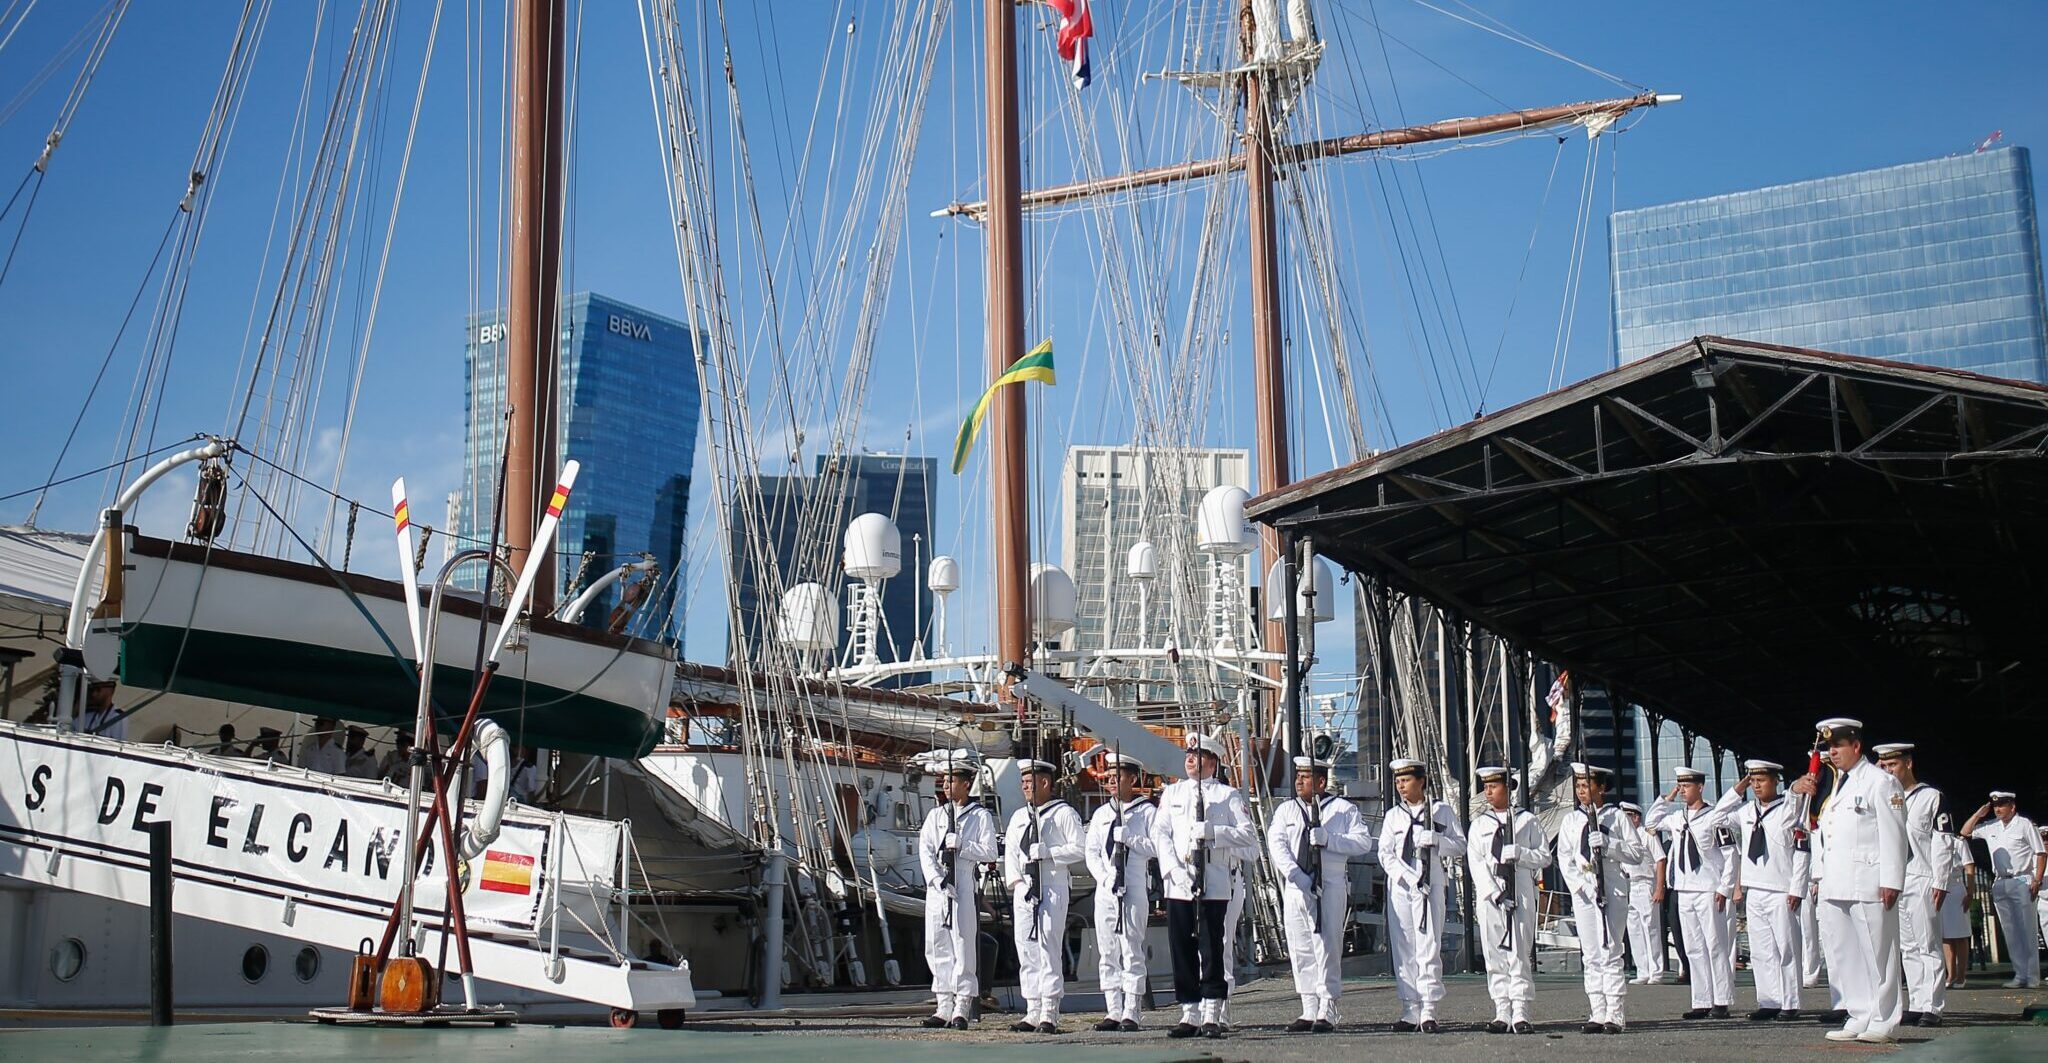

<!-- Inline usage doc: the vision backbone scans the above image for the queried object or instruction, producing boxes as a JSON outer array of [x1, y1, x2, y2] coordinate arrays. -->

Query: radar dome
[[1196, 485, 1254, 554], [842, 513, 902, 581], [927, 554, 960, 593], [1264, 556, 1337, 623], [1126, 541, 1158, 580], [778, 582, 839, 651], [1029, 563, 1078, 639]]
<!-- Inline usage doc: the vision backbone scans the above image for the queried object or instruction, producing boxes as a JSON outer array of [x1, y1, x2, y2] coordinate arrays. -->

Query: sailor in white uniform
[[1939, 813, 1973, 989], [1960, 790, 2043, 988], [1791, 716, 1907, 1044], [1556, 762, 1642, 1033], [1872, 742, 1955, 1025], [1468, 765, 1549, 1034], [1083, 752, 1156, 1032], [1618, 802, 1667, 984], [1377, 757, 1467, 1032], [1003, 759, 1086, 1033], [1728, 760, 1809, 1022], [918, 751, 997, 1029], [1645, 765, 1739, 1019], [1268, 755, 1374, 1032], [1149, 733, 1255, 1040]]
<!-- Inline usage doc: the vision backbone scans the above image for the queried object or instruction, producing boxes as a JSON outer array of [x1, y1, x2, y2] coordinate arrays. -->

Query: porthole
[[50, 938, 86, 982], [241, 943, 270, 983], [294, 946, 321, 983]]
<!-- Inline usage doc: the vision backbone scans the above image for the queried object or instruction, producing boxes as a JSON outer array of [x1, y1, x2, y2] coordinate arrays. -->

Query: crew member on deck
[[1469, 765, 1549, 1034], [1267, 755, 1374, 1033], [1960, 790, 2043, 989], [1791, 716, 1907, 1044], [1728, 760, 1809, 1022], [1377, 757, 1467, 1033], [78, 680, 124, 740], [1646, 765, 1739, 1020], [1083, 752, 1156, 1032], [1873, 742, 1954, 1024], [918, 750, 996, 1030], [1618, 802, 1667, 985], [1557, 762, 1641, 1033], [1149, 733, 1254, 1040], [1003, 759, 1084, 1033]]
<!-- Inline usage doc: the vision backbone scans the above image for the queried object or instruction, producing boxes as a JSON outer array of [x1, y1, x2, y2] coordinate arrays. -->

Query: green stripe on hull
[[119, 623, 661, 758]]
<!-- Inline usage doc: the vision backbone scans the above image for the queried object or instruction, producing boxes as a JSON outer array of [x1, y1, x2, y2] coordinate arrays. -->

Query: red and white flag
[[1044, 0, 1094, 90], [1544, 669, 1571, 722]]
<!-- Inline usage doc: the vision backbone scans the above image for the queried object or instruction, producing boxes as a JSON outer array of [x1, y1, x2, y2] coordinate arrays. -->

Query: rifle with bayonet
[[1109, 744, 1130, 934], [1024, 799, 1044, 942]]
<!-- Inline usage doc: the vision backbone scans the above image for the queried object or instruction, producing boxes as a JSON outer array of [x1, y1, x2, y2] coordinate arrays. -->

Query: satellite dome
[[777, 582, 838, 651], [927, 554, 960, 594], [1125, 541, 1158, 580], [1196, 485, 1254, 554], [1029, 563, 1077, 639], [842, 513, 902, 581], [1264, 555, 1337, 623]]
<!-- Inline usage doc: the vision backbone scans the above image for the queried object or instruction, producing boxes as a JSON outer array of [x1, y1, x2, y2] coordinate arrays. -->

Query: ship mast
[[504, 0, 568, 614], [986, 0, 1032, 672]]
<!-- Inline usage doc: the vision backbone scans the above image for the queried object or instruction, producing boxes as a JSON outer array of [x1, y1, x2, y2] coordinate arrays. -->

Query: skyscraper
[[460, 292, 703, 640], [725, 454, 936, 687], [1611, 147, 2048, 380]]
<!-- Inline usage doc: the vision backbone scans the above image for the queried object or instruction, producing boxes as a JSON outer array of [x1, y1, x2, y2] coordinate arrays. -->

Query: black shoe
[[1119, 1019, 1139, 1032], [1775, 1009, 1801, 1022], [1487, 1020, 1509, 1034], [1421, 1020, 1442, 1034], [921, 1015, 948, 1028], [1009, 1020, 1036, 1033], [1681, 1008, 1709, 1020], [1167, 1022, 1200, 1039], [1920, 1013, 1943, 1028], [1201, 1022, 1224, 1039], [1709, 1006, 1730, 1019], [1603, 1023, 1624, 1035], [1312, 1020, 1335, 1033], [1392, 1020, 1418, 1032], [1094, 1018, 1120, 1032], [1583, 1021, 1605, 1034], [947, 1017, 968, 1030], [1901, 1011, 1922, 1027], [1513, 1021, 1536, 1035], [1816, 1009, 1848, 1025], [1747, 1008, 1779, 1021], [1035, 1022, 1059, 1035], [1287, 1018, 1316, 1033]]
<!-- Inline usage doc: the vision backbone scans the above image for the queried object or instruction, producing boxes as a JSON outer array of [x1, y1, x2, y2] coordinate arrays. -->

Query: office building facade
[[460, 292, 703, 639], [1611, 147, 2048, 381]]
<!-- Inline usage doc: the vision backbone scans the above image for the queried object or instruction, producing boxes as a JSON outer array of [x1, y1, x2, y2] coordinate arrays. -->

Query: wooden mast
[[1240, 1, 1293, 696], [986, 0, 1032, 672], [504, 0, 567, 614]]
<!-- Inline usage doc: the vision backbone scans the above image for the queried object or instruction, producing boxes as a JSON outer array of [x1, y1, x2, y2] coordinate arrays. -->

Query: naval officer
[[1556, 762, 1642, 1033], [1377, 757, 1467, 1032], [1873, 742, 1954, 1024], [1083, 752, 1156, 1032], [1728, 761, 1809, 1022], [1791, 716, 1907, 1044], [1267, 755, 1374, 1032], [1469, 765, 1550, 1034], [1149, 733, 1254, 1039], [1960, 790, 2043, 988], [1003, 759, 1085, 1033], [918, 751, 997, 1029], [1646, 765, 1738, 1019]]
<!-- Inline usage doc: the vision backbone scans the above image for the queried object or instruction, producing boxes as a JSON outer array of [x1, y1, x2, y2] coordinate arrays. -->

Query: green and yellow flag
[[951, 339, 1056, 474]]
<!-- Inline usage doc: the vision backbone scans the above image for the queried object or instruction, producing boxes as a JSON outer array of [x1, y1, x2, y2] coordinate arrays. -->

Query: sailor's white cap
[[1816, 717, 1863, 740], [1619, 801, 1643, 815], [1475, 765, 1511, 782], [1871, 743, 1914, 759], [1292, 756, 1333, 773], [1389, 757, 1427, 777], [1019, 759, 1058, 776], [1571, 761, 1614, 780], [1990, 790, 2018, 802], [933, 750, 981, 776], [1743, 759, 1785, 773], [1673, 766, 1707, 782], [1183, 732, 1226, 758], [1099, 750, 1144, 771]]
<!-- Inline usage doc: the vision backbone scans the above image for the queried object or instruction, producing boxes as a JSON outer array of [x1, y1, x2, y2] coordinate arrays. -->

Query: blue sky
[[1, 1, 2042, 712]]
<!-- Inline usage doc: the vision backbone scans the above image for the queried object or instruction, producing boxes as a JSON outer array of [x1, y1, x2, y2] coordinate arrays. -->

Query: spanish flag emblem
[[544, 482, 570, 519], [393, 499, 411, 533], [479, 850, 535, 894]]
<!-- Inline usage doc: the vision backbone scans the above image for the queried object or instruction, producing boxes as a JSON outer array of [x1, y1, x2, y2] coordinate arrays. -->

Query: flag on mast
[[1043, 1, 1094, 90], [952, 340, 1056, 474]]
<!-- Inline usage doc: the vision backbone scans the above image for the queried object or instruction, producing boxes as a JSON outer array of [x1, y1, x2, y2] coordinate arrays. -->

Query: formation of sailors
[[916, 718, 2042, 1042]]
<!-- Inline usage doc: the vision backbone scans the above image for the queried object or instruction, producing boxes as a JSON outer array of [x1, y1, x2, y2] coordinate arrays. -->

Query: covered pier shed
[[1249, 337, 2048, 806]]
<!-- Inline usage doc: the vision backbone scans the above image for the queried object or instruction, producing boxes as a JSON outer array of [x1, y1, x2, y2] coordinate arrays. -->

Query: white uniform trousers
[[1675, 890, 1733, 1008], [1280, 883, 1347, 1022], [2037, 891, 2048, 961], [1991, 877, 2040, 985], [1217, 873, 1245, 1026], [1091, 886, 1148, 1022], [1012, 879, 1071, 1022], [1897, 877, 1946, 1014], [1574, 891, 1630, 1024], [925, 885, 978, 1019], [1472, 895, 1535, 1022], [1744, 888, 1801, 1011], [1800, 891, 1825, 986], [1387, 881, 1446, 1020], [1627, 880, 1665, 980], [1818, 898, 1901, 1037]]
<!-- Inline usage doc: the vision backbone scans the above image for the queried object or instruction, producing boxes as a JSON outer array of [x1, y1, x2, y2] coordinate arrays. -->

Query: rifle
[[939, 800, 960, 931], [1584, 803, 1611, 947], [1192, 772, 1209, 933], [1109, 745, 1130, 934], [1489, 810, 1517, 951], [1303, 793, 1326, 934], [1024, 801, 1044, 942]]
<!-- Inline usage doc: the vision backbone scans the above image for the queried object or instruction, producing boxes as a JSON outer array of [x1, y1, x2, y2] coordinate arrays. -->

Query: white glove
[[1200, 821, 1219, 843], [943, 832, 959, 850], [1414, 828, 1436, 848], [1588, 832, 1606, 851], [1309, 827, 1327, 847], [1027, 843, 1046, 861], [1290, 870, 1313, 893], [1501, 843, 1519, 863]]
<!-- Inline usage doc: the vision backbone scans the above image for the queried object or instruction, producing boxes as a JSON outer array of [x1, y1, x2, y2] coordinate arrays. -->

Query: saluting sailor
[[1083, 751, 1157, 1032], [1790, 716, 1908, 1044], [1149, 733, 1255, 1040], [1468, 765, 1550, 1034], [1960, 789, 2043, 989], [918, 751, 998, 1030], [1003, 758, 1086, 1033], [1872, 742, 1955, 1025], [1645, 765, 1739, 1019], [1377, 757, 1467, 1033], [1267, 755, 1374, 1033], [1618, 802, 1668, 985], [1728, 760, 1809, 1022], [1556, 762, 1643, 1033]]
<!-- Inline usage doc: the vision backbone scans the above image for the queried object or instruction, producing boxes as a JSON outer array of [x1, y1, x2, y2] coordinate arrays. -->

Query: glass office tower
[[461, 292, 703, 640], [1612, 147, 2048, 381]]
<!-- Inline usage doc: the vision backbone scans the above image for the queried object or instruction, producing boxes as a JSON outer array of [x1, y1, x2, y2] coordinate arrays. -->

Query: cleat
[[1287, 1019, 1315, 1033], [1201, 1022, 1223, 1039], [1009, 1020, 1036, 1033], [1035, 1022, 1059, 1035], [1166, 1022, 1200, 1039], [1776, 1009, 1803, 1022], [1681, 1008, 1709, 1020], [1312, 1020, 1335, 1033], [1094, 1018, 1120, 1032], [1486, 1020, 1509, 1034], [1582, 1021, 1603, 1034], [921, 1015, 948, 1029], [947, 1017, 968, 1031], [1119, 1019, 1139, 1032], [1392, 1020, 1418, 1032], [1709, 1006, 1730, 1019], [1513, 1021, 1536, 1034], [1747, 1008, 1779, 1021], [1421, 1020, 1442, 1034]]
